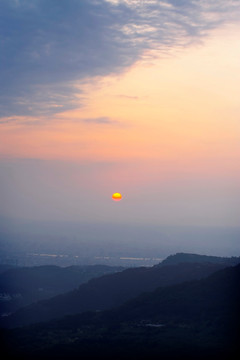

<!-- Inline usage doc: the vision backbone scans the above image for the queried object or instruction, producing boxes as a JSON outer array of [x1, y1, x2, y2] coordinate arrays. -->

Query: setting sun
[[112, 193, 122, 201]]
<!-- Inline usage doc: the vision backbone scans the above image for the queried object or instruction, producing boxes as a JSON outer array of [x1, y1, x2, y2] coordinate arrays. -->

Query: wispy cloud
[[1, 0, 239, 118], [0, 116, 49, 127], [0, 115, 121, 128], [82, 117, 119, 125], [117, 95, 140, 100]]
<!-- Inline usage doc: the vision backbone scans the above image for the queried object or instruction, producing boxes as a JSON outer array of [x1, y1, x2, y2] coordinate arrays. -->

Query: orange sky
[[1, 24, 240, 166], [1, 23, 240, 226]]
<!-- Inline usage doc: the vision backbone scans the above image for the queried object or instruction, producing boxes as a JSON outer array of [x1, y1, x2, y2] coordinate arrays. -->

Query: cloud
[[0, 116, 50, 127], [0, 115, 120, 128], [1, 0, 240, 117], [117, 94, 140, 100], [82, 117, 119, 125]]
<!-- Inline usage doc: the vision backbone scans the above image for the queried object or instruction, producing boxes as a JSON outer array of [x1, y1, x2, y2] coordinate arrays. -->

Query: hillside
[[160, 252, 240, 266], [1, 260, 230, 328], [3, 264, 240, 359], [0, 264, 124, 315]]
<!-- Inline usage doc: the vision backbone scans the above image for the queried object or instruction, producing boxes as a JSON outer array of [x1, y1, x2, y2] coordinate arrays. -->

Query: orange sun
[[112, 193, 122, 201]]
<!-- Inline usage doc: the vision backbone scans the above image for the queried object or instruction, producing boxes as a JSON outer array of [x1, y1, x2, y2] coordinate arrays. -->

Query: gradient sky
[[0, 0, 240, 227]]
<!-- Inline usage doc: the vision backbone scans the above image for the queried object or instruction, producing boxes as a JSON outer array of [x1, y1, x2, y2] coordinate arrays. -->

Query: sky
[[0, 0, 240, 228]]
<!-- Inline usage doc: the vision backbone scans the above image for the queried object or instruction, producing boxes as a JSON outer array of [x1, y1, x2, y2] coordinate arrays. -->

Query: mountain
[[1, 258, 233, 328], [114, 263, 240, 324], [2, 264, 240, 360], [159, 252, 240, 266], [0, 264, 124, 315], [0, 265, 16, 274]]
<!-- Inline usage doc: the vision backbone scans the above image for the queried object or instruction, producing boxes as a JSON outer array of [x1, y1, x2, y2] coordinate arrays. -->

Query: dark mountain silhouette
[[3, 264, 240, 360], [0, 264, 124, 315], [160, 252, 240, 266], [114, 263, 240, 324], [0, 265, 15, 274], [2, 256, 235, 328]]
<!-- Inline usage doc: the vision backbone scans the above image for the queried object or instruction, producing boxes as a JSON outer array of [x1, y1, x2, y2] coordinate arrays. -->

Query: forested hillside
[[0, 264, 124, 315], [2, 260, 231, 328], [2, 264, 240, 359]]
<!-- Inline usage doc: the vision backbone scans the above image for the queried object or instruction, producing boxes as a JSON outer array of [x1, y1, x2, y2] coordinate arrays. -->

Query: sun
[[112, 193, 122, 201]]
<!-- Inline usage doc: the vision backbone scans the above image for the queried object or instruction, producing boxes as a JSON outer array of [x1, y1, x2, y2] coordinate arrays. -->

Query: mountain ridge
[[0, 264, 124, 315], [159, 252, 240, 266], [2, 252, 239, 328], [3, 263, 240, 359]]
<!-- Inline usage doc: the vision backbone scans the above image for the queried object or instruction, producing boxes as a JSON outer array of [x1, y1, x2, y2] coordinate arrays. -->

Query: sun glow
[[112, 193, 122, 201]]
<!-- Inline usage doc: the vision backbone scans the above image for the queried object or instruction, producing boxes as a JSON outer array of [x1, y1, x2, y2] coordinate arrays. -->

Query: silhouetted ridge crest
[[159, 252, 240, 266]]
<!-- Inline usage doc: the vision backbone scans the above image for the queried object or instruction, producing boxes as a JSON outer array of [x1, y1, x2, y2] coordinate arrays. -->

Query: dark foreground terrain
[[1, 253, 240, 359]]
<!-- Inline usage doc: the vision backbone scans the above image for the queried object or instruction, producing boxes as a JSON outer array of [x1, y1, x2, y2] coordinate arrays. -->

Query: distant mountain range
[[2, 252, 239, 328], [0, 264, 124, 315], [2, 258, 240, 359]]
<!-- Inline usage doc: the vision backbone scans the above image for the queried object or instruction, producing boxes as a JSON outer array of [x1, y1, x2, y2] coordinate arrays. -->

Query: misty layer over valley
[[1, 217, 240, 267]]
